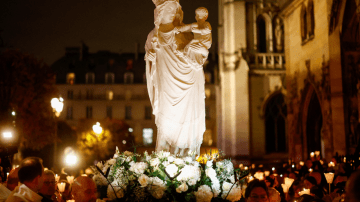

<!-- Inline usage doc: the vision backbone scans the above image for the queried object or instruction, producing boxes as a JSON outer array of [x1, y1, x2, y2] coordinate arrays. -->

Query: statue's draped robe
[[145, 28, 205, 155]]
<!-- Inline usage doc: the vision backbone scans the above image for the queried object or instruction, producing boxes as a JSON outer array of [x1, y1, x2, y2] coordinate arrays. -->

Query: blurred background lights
[[129, 128, 133, 132], [65, 153, 78, 167], [2, 131, 12, 139], [92, 122, 102, 134], [11, 111, 16, 116]]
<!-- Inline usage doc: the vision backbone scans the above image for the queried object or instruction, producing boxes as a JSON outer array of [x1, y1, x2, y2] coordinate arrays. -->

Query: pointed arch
[[307, 0, 315, 37], [262, 90, 287, 153]]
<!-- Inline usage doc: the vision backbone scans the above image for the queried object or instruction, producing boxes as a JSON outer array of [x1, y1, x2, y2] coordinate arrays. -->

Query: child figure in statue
[[176, 7, 212, 68]]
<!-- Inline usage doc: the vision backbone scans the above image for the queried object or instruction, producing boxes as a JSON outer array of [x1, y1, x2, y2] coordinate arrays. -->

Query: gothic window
[[301, 4, 308, 42], [265, 93, 287, 153], [257, 16, 267, 53], [105, 72, 115, 84], [124, 72, 134, 84], [66, 73, 75, 84], [86, 72, 95, 84]]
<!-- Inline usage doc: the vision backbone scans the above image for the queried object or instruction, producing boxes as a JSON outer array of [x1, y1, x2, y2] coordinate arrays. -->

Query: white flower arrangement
[[91, 148, 248, 202]]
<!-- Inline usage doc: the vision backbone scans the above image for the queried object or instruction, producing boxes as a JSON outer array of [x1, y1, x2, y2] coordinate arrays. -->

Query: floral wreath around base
[[92, 148, 248, 202]]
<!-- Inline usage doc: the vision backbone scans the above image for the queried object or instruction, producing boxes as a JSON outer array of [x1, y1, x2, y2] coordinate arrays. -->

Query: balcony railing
[[244, 52, 286, 70]]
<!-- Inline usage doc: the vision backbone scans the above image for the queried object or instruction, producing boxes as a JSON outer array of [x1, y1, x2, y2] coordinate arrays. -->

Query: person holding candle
[[6, 157, 44, 202]]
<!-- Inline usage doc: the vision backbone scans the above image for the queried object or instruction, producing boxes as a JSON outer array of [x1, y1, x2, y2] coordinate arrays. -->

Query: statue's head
[[153, 0, 182, 28]]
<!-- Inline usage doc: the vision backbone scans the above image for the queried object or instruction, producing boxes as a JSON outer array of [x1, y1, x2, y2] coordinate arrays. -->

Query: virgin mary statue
[[145, 0, 210, 156]]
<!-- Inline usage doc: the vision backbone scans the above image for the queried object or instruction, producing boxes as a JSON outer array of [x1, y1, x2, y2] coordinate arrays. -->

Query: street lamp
[[92, 122, 102, 135], [51, 97, 64, 172]]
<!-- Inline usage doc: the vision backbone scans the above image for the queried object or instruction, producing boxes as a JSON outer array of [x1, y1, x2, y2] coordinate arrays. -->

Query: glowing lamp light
[[272, 167, 275, 171], [281, 184, 289, 193], [239, 164, 243, 168], [292, 164, 295, 168], [244, 166, 248, 170], [65, 153, 78, 167], [57, 182, 66, 193], [92, 122, 102, 134], [280, 174, 283, 177], [299, 161, 304, 166], [128, 128, 133, 132], [11, 111, 15, 116], [51, 97, 64, 117], [2, 131, 12, 139], [309, 168, 313, 173]]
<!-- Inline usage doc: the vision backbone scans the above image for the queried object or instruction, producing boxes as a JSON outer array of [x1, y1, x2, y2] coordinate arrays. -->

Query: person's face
[[39, 174, 56, 196], [247, 187, 269, 202], [36, 169, 44, 191], [161, 2, 177, 24], [74, 182, 97, 202]]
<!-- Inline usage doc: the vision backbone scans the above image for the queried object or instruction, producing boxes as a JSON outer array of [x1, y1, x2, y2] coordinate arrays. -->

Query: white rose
[[205, 168, 216, 179], [211, 179, 221, 197], [206, 160, 213, 168], [138, 174, 150, 187], [174, 158, 184, 165], [130, 162, 148, 175], [165, 164, 178, 178], [150, 158, 160, 167], [162, 161, 170, 167], [229, 175, 235, 183], [184, 156, 193, 163], [194, 185, 213, 202], [126, 157, 132, 162], [176, 182, 188, 193], [188, 179, 197, 186], [222, 182, 233, 192], [167, 156, 175, 163], [145, 155, 151, 161]]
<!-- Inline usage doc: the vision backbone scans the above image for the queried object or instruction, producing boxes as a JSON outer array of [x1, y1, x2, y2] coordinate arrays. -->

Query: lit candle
[[299, 161, 304, 166], [272, 167, 275, 171], [6, 172, 9, 178], [57, 182, 66, 193], [343, 157, 346, 163], [315, 151, 320, 157], [244, 166, 248, 170], [280, 174, 283, 177], [252, 164, 256, 169], [310, 152, 315, 158], [239, 164, 243, 168], [309, 168, 313, 173], [284, 177, 294, 188], [281, 184, 289, 193], [292, 164, 295, 168], [66, 176, 74, 184], [264, 171, 270, 176]]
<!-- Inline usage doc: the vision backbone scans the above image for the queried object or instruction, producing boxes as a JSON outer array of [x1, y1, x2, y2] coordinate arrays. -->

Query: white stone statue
[[145, 0, 211, 156]]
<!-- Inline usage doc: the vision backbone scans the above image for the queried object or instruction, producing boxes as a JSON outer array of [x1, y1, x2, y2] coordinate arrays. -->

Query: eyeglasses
[[249, 194, 268, 201]]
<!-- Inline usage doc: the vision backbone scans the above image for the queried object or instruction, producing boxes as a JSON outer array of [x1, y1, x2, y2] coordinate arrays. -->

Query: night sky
[[0, 0, 218, 65]]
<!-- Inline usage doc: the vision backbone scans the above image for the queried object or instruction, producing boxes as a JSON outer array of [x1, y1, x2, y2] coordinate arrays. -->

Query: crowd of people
[[0, 157, 98, 202], [0, 154, 359, 202]]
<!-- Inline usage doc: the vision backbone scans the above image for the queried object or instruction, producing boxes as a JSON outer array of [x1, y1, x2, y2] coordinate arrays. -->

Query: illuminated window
[[106, 90, 113, 100], [86, 106, 93, 119], [86, 72, 95, 84], [143, 128, 153, 146], [105, 73, 115, 84], [145, 106, 152, 120], [125, 106, 132, 120], [66, 73, 75, 84], [124, 72, 134, 84]]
